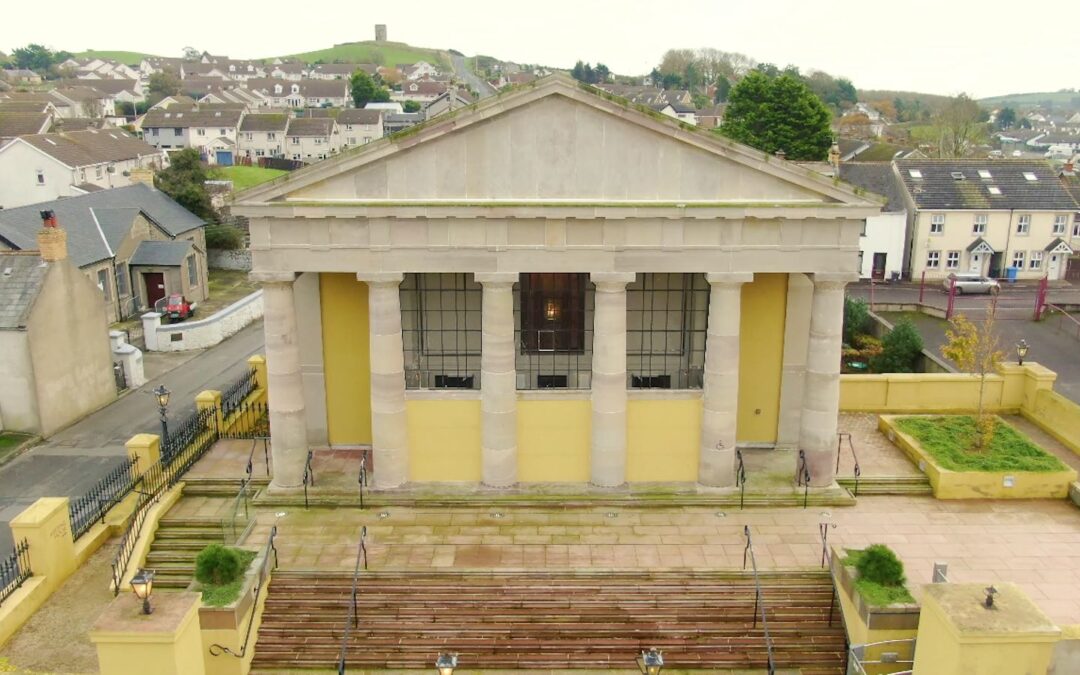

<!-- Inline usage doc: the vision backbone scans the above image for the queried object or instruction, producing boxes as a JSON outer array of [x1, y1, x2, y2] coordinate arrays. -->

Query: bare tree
[[933, 94, 988, 158]]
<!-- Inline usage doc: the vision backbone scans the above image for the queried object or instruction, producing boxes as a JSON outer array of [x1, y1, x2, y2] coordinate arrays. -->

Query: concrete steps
[[251, 570, 847, 673], [143, 517, 225, 590], [838, 475, 932, 496], [183, 477, 269, 498]]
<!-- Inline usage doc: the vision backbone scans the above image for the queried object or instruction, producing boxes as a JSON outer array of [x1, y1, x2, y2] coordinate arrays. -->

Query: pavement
[[0, 319, 265, 551], [848, 279, 1080, 319], [450, 53, 496, 98]]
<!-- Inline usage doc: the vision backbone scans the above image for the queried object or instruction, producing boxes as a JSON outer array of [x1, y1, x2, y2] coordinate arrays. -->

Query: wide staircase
[[251, 570, 847, 673], [143, 516, 226, 589], [838, 475, 933, 496]]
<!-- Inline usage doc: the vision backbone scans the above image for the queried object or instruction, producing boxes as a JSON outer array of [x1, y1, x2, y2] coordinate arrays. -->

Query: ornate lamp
[[435, 652, 458, 675], [637, 647, 664, 674], [130, 568, 155, 615], [544, 298, 560, 321], [152, 384, 171, 443], [1016, 340, 1029, 366]]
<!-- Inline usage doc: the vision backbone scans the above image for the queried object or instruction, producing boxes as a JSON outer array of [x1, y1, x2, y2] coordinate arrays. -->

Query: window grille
[[515, 273, 593, 390], [401, 273, 482, 389], [627, 273, 708, 389]]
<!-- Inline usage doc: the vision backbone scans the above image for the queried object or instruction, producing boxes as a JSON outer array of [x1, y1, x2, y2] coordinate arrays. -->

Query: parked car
[[164, 294, 197, 321], [943, 273, 1000, 295]]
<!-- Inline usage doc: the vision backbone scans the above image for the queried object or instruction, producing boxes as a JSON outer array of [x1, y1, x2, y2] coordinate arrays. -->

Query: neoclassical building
[[234, 75, 879, 492]]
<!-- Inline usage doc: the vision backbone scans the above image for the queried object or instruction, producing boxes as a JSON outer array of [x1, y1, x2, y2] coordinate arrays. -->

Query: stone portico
[[235, 74, 878, 492]]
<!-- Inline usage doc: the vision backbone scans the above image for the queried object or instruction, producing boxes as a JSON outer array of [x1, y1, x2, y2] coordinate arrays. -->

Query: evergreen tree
[[714, 76, 731, 104], [350, 70, 388, 107], [718, 71, 833, 160], [870, 318, 924, 373]]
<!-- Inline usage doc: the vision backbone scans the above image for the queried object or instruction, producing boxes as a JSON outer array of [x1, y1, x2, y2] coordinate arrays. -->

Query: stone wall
[[208, 249, 252, 271]]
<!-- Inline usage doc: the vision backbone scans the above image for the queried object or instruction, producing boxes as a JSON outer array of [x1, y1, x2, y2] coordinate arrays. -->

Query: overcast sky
[[3, 0, 1075, 98]]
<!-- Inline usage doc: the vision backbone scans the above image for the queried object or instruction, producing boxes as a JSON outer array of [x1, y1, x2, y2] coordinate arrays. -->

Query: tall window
[[515, 273, 592, 389], [1016, 215, 1030, 234], [926, 251, 940, 269], [186, 256, 198, 286], [116, 264, 129, 297], [401, 273, 481, 389], [946, 251, 960, 269], [973, 214, 987, 235], [1053, 215, 1067, 235], [930, 214, 945, 234], [627, 273, 708, 389]]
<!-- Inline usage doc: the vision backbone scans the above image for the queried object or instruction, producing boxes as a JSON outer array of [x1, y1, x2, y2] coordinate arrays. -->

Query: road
[[0, 320, 265, 551], [848, 280, 1080, 321], [450, 53, 496, 99]]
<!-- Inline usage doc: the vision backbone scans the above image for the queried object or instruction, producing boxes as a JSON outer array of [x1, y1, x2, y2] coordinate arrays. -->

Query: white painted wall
[[144, 290, 262, 351], [0, 142, 77, 209], [858, 212, 907, 279], [0, 331, 40, 433]]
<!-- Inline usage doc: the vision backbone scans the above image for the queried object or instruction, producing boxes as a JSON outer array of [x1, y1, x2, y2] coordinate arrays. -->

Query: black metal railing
[[0, 539, 32, 606], [358, 449, 369, 510], [735, 448, 747, 510], [742, 526, 775, 675], [209, 525, 279, 658], [303, 450, 315, 509], [219, 400, 270, 440], [836, 432, 861, 497], [69, 456, 140, 540], [796, 450, 811, 509], [221, 368, 258, 419], [337, 526, 368, 675], [245, 437, 271, 480], [820, 522, 840, 626], [160, 407, 218, 465]]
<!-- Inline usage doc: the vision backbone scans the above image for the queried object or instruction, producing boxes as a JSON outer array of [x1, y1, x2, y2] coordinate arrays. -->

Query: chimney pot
[[37, 211, 67, 262]]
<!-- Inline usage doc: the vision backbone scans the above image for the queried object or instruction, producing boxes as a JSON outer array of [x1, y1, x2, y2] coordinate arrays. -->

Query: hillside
[[74, 50, 159, 65], [858, 89, 951, 110], [979, 91, 1080, 109], [274, 41, 449, 68]]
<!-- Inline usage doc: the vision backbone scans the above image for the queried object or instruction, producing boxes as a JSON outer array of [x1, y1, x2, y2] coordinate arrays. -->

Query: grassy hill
[[979, 91, 1080, 109], [858, 89, 952, 110], [74, 50, 159, 65], [276, 41, 449, 68]]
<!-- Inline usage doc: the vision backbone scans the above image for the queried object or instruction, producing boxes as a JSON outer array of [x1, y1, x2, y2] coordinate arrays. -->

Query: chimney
[[829, 142, 841, 173], [37, 209, 67, 262], [128, 167, 156, 187]]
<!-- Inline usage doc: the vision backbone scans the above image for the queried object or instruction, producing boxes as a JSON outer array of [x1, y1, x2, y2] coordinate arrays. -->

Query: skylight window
[[978, 170, 992, 179], [908, 169, 922, 179], [951, 171, 965, 180], [988, 186, 1002, 195], [1023, 172, 1038, 181]]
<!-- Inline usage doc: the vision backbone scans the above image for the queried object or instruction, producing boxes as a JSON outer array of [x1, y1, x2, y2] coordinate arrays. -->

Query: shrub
[[870, 318, 924, 373], [205, 224, 244, 250], [843, 296, 871, 345], [195, 544, 243, 585], [856, 544, 906, 587]]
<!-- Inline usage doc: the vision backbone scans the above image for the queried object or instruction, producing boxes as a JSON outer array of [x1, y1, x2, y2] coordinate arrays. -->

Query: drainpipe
[[1003, 208, 1015, 279]]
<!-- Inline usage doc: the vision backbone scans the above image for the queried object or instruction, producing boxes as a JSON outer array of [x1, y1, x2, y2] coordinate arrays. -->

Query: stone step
[[153, 526, 225, 539], [838, 475, 933, 496]]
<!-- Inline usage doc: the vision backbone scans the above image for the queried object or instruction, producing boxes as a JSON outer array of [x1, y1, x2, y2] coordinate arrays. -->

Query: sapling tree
[[940, 300, 1005, 449]]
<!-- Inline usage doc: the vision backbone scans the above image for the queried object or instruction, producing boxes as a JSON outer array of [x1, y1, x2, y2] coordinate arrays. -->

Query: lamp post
[[435, 653, 458, 675], [1016, 340, 1029, 366], [636, 647, 664, 674], [130, 568, 155, 615], [152, 384, 171, 445]]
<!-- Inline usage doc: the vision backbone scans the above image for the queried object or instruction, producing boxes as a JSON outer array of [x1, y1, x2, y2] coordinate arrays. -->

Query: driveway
[[0, 320, 266, 551], [450, 53, 495, 99]]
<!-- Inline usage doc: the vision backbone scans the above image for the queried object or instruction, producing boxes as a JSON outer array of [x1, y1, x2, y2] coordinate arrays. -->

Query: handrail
[[1045, 303, 1080, 342], [735, 448, 746, 510], [836, 432, 861, 497], [302, 450, 315, 509], [222, 478, 255, 546], [742, 526, 776, 675], [796, 450, 811, 509], [245, 436, 271, 480], [358, 449, 368, 510], [208, 524, 279, 658], [69, 456, 140, 540], [337, 526, 368, 675], [820, 522, 840, 627]]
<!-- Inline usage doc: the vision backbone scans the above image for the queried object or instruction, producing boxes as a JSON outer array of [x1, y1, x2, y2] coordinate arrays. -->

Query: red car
[[164, 294, 196, 322]]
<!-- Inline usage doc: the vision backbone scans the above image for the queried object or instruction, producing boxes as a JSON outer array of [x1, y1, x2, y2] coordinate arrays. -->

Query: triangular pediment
[[237, 75, 879, 209]]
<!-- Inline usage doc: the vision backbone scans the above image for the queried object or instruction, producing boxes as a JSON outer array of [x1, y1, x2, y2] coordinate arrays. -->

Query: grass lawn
[[200, 549, 257, 607], [279, 41, 449, 69], [74, 50, 158, 65], [0, 433, 33, 462], [212, 166, 287, 192], [895, 416, 1067, 472], [842, 549, 916, 606], [198, 269, 260, 316]]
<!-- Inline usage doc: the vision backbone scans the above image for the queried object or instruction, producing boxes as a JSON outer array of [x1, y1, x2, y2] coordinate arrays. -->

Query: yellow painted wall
[[738, 273, 787, 443], [627, 399, 701, 482], [517, 399, 591, 482], [1025, 388, 1080, 457], [406, 400, 482, 481], [320, 273, 372, 445]]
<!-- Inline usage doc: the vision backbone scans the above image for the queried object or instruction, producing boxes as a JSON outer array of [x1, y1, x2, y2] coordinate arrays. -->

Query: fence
[[68, 457, 140, 540], [160, 407, 218, 464], [222, 368, 258, 419], [0, 540, 32, 606]]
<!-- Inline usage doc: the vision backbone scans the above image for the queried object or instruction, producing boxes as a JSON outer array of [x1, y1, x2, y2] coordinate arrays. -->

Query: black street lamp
[[1016, 340, 1029, 366], [152, 384, 171, 444]]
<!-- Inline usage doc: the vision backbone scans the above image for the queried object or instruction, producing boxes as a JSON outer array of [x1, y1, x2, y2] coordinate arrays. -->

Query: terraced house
[[140, 107, 244, 164], [234, 74, 880, 493]]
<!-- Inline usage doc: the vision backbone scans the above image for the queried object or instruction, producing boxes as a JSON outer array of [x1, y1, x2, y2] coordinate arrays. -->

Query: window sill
[[404, 389, 480, 401], [628, 389, 703, 400], [517, 390, 590, 401]]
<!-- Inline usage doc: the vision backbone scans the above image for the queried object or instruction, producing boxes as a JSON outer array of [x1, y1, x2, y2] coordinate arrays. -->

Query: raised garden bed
[[880, 415, 1077, 499]]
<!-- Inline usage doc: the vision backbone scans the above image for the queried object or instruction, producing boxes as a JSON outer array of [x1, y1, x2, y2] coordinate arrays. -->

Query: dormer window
[[274, 84, 282, 94]]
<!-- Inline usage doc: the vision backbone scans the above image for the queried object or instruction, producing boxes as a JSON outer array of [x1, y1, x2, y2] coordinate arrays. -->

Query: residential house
[[75, 78, 145, 106], [696, 105, 724, 129], [0, 229, 116, 437], [396, 80, 447, 103], [198, 87, 265, 109], [148, 95, 197, 111], [140, 107, 244, 163], [285, 117, 340, 162], [837, 162, 908, 280], [238, 113, 288, 159], [139, 57, 184, 77], [48, 86, 116, 118], [268, 63, 305, 81], [423, 91, 473, 120], [337, 109, 383, 148], [0, 183, 209, 324], [181, 61, 231, 79], [383, 112, 423, 135], [310, 64, 367, 80], [365, 101, 403, 115], [0, 69, 42, 85], [0, 100, 53, 142], [659, 100, 697, 125], [0, 128, 165, 208], [896, 159, 1077, 281], [221, 60, 266, 81], [401, 61, 439, 80], [245, 79, 350, 109]]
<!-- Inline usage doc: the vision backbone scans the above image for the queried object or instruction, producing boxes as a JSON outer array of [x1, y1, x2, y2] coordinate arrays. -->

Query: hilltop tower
[[375, 24, 387, 42]]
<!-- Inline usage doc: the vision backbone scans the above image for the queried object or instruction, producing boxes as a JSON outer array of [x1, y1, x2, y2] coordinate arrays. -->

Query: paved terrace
[[175, 414, 1080, 628]]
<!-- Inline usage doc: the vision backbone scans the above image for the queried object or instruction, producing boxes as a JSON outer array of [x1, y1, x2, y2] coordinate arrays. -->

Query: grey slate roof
[[838, 163, 906, 212], [128, 239, 192, 266], [141, 107, 243, 129], [896, 159, 1079, 211], [0, 112, 51, 138], [15, 129, 159, 167], [337, 109, 382, 125], [0, 184, 204, 268], [0, 253, 48, 329], [239, 113, 288, 132], [286, 118, 334, 137]]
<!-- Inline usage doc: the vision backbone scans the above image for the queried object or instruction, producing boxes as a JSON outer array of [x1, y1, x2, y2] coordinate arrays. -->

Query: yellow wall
[[1025, 388, 1080, 457], [406, 399, 482, 481], [627, 398, 701, 482], [320, 273, 372, 445], [738, 273, 787, 443], [517, 399, 591, 482]]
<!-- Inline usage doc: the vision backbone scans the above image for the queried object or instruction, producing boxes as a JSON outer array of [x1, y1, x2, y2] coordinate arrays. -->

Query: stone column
[[589, 273, 635, 487], [699, 273, 754, 486], [256, 273, 307, 490], [798, 274, 854, 486], [475, 273, 518, 487], [359, 273, 409, 489]]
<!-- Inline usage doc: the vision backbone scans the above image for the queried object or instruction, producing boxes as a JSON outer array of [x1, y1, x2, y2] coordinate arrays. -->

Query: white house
[[0, 129, 166, 209], [838, 163, 908, 280], [395, 80, 447, 103], [285, 117, 340, 162], [245, 79, 350, 109], [365, 101, 404, 115], [140, 107, 244, 164], [238, 113, 289, 159], [402, 61, 439, 80], [336, 109, 383, 148]]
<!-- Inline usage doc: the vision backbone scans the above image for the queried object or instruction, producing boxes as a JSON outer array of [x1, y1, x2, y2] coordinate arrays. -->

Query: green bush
[[870, 318, 924, 373], [856, 544, 906, 587], [205, 224, 245, 250], [843, 296, 871, 345], [195, 544, 243, 585]]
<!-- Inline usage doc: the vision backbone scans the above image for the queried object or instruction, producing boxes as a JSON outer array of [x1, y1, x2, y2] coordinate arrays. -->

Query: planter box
[[879, 415, 1078, 500], [196, 548, 263, 630]]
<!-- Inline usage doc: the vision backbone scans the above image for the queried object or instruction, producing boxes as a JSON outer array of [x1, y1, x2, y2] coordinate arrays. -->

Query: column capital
[[590, 272, 636, 290], [706, 272, 755, 286], [474, 272, 518, 285], [357, 272, 404, 286], [250, 271, 297, 285]]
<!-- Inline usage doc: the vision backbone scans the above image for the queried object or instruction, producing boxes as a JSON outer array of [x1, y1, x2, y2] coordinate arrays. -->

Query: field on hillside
[[213, 165, 287, 191], [278, 41, 449, 68], [74, 50, 158, 65], [980, 91, 1080, 108]]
